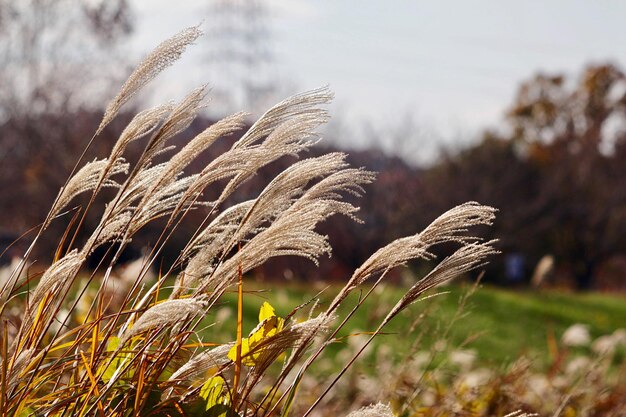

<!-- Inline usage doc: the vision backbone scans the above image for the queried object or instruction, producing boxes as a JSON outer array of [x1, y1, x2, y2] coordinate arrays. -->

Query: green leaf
[[17, 407, 35, 417], [99, 336, 133, 383]]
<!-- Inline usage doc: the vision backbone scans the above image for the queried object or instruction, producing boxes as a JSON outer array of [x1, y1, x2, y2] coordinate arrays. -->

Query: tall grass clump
[[0, 27, 497, 416]]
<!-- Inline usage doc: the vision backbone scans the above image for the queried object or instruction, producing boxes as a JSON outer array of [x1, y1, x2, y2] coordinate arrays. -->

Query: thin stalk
[[233, 243, 244, 407], [0, 321, 8, 414]]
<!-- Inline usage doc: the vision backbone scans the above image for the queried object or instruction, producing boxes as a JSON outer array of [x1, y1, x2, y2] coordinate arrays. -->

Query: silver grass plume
[[82, 107, 171, 249], [177, 94, 330, 212], [258, 111, 328, 155], [192, 201, 318, 296], [380, 241, 497, 327], [216, 107, 331, 202], [50, 157, 129, 221], [139, 86, 209, 167], [189, 155, 372, 296], [82, 165, 164, 253], [289, 167, 376, 223], [174, 201, 255, 295], [186, 200, 255, 258], [95, 86, 207, 232], [86, 164, 171, 250], [185, 153, 348, 278], [119, 297, 206, 344], [178, 146, 260, 204], [165, 343, 234, 390], [238, 161, 373, 262], [144, 112, 246, 200], [127, 173, 202, 236], [177, 166, 374, 294], [345, 403, 394, 417], [177, 153, 352, 294], [28, 249, 85, 313], [233, 86, 333, 149], [109, 104, 173, 163], [414, 201, 497, 245], [122, 112, 246, 245], [85, 211, 133, 252], [108, 164, 168, 218], [227, 153, 354, 246], [193, 208, 330, 296], [328, 202, 496, 313], [2, 348, 35, 394], [98, 26, 202, 135]]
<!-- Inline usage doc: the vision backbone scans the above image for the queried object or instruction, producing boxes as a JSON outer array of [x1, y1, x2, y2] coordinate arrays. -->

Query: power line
[[204, 0, 276, 114]]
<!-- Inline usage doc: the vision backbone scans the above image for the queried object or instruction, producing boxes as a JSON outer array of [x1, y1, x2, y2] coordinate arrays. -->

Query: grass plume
[[0, 27, 499, 417]]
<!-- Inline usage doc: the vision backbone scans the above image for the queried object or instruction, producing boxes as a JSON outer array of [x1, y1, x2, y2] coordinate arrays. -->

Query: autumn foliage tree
[[427, 63, 626, 289]]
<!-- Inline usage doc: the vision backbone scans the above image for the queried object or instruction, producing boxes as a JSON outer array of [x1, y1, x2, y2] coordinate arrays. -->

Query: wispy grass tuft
[[0, 27, 497, 417], [98, 25, 202, 135]]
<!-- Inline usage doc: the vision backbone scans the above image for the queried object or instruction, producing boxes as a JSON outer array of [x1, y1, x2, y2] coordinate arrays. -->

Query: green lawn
[[203, 280, 626, 370]]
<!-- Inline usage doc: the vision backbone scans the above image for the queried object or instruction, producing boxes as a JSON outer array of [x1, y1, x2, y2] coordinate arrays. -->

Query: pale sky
[[130, 0, 626, 164]]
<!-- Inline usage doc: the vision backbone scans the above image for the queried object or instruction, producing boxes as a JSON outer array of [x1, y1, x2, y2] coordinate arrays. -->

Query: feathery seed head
[[51, 157, 129, 221], [109, 104, 173, 161], [98, 25, 202, 134], [167, 343, 234, 388], [29, 250, 85, 312], [345, 403, 394, 417], [120, 297, 206, 343], [234, 86, 333, 149], [329, 203, 496, 313], [3, 348, 35, 394]]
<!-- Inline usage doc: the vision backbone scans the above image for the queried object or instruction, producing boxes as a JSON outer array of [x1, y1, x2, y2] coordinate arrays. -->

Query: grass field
[[209, 279, 626, 370], [8, 23, 624, 414]]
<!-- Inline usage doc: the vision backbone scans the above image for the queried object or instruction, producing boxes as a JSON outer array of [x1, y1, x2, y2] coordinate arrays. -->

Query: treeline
[[426, 63, 626, 290], [0, 109, 426, 284], [2, 63, 626, 290]]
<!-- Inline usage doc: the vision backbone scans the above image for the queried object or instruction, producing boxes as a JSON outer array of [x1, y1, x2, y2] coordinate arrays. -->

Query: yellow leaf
[[228, 303, 284, 366], [228, 338, 251, 364], [249, 316, 283, 344], [258, 301, 276, 322], [200, 376, 229, 411]]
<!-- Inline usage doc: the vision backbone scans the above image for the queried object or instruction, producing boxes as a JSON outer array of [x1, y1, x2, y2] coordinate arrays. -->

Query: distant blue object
[[505, 253, 525, 282]]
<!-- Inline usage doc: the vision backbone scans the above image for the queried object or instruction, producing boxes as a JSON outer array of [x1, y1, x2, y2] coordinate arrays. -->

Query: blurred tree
[[423, 133, 541, 284], [0, 0, 133, 119], [508, 64, 626, 289], [426, 64, 626, 289], [0, 0, 133, 245]]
